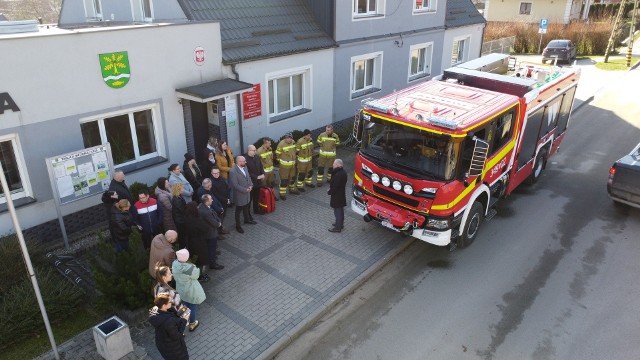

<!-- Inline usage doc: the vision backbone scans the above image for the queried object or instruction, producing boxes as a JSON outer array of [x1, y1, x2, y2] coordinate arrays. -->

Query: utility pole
[[627, 0, 638, 67], [604, 0, 627, 63]]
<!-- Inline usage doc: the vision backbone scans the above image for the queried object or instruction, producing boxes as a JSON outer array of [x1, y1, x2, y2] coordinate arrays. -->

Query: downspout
[[231, 63, 245, 153]]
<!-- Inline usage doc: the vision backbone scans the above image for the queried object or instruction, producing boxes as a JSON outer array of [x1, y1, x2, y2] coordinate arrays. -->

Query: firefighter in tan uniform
[[275, 132, 299, 200], [256, 137, 278, 200], [316, 124, 340, 186], [295, 129, 315, 192]]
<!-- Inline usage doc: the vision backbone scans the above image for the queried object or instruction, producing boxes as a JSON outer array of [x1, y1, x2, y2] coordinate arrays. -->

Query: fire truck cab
[[351, 54, 580, 249]]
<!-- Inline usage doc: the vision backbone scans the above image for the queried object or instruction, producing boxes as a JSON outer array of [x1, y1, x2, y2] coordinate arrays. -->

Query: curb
[[257, 236, 416, 360]]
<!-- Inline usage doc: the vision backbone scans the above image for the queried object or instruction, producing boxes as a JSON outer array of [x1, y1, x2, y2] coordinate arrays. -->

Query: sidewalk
[[36, 148, 413, 360], [36, 45, 640, 360]]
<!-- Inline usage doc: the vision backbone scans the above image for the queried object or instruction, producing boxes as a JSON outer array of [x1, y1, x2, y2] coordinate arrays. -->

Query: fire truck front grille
[[373, 185, 420, 207]]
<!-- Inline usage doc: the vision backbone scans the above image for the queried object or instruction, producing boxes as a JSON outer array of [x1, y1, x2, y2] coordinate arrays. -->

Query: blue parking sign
[[539, 18, 548, 30]]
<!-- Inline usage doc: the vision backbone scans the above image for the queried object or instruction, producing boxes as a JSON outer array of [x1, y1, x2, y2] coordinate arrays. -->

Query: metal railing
[[481, 36, 515, 56]]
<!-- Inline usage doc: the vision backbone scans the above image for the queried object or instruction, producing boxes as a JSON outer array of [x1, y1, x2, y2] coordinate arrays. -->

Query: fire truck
[[350, 54, 580, 249]]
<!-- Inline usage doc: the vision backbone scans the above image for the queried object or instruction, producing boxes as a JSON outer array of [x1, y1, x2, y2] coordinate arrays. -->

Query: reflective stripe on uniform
[[264, 166, 274, 172], [319, 151, 336, 156], [280, 160, 295, 166]]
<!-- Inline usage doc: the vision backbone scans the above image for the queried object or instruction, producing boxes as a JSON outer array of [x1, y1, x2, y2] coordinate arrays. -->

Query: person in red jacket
[[133, 188, 163, 249]]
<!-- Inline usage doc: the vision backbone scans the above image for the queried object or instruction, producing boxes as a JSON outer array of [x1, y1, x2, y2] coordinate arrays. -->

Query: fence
[[482, 36, 515, 55]]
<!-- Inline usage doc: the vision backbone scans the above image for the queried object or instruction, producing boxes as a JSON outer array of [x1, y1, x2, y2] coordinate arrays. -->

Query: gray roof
[[177, 0, 336, 64], [176, 78, 254, 102], [445, 0, 486, 28], [0, 13, 8, 21]]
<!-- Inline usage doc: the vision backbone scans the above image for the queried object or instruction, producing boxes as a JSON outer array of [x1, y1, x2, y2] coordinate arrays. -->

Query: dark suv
[[607, 142, 640, 208], [542, 39, 577, 64]]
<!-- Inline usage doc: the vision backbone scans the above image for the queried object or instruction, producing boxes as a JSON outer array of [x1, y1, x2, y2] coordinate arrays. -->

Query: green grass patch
[[595, 57, 640, 70], [0, 307, 103, 360]]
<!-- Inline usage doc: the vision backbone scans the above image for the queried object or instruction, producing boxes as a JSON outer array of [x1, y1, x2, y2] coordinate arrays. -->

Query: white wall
[[0, 22, 223, 234], [441, 24, 485, 70]]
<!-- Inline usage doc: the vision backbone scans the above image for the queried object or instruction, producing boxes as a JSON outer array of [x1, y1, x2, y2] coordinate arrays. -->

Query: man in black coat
[[244, 145, 265, 215], [197, 195, 224, 270], [149, 293, 189, 360], [102, 169, 134, 238], [328, 159, 348, 233]]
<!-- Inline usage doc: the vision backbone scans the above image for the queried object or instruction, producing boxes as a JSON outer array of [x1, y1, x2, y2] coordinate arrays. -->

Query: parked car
[[541, 39, 577, 64], [607, 142, 640, 208]]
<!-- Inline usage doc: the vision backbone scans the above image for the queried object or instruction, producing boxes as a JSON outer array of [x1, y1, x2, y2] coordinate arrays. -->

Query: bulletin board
[[46, 144, 114, 205]]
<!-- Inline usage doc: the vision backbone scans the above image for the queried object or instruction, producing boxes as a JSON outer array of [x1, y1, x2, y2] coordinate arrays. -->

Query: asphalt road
[[274, 66, 640, 359]]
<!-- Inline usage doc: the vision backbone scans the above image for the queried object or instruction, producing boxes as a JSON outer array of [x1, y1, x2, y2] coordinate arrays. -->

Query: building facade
[[483, 0, 582, 24]]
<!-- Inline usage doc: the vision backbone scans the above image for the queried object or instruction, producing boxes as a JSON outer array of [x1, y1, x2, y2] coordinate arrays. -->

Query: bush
[[90, 230, 153, 313], [128, 181, 149, 201], [0, 234, 46, 294], [0, 267, 86, 350]]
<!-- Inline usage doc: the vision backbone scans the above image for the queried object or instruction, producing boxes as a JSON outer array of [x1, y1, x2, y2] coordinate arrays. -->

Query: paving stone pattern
[[37, 148, 406, 360]]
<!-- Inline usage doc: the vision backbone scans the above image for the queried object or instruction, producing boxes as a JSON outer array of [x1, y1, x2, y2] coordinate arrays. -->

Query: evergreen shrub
[[128, 181, 149, 201]]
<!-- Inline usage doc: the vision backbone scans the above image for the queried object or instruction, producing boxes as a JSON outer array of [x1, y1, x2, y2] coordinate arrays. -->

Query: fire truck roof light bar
[[427, 116, 458, 129]]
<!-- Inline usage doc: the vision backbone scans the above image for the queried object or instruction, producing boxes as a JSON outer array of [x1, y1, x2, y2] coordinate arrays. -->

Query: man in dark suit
[[228, 155, 256, 233], [197, 194, 224, 270], [244, 145, 265, 215], [328, 159, 348, 233]]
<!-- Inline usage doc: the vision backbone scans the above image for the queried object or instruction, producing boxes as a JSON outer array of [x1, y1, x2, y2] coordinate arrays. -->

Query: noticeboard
[[46, 144, 114, 205]]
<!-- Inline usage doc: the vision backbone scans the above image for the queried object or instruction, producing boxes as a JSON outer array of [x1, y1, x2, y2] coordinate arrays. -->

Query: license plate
[[356, 202, 366, 211], [423, 230, 438, 237], [551, 55, 558, 58]]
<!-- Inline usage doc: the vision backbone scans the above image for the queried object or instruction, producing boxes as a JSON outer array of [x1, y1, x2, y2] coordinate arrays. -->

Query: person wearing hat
[[168, 163, 194, 203], [275, 132, 298, 200], [172, 249, 206, 332], [183, 153, 203, 191], [295, 129, 316, 192]]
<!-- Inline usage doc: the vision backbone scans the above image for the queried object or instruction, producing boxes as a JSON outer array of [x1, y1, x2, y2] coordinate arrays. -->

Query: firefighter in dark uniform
[[295, 129, 315, 192], [316, 124, 340, 186], [275, 132, 298, 200]]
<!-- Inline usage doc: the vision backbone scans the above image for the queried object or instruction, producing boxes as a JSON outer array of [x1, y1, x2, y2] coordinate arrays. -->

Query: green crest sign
[[99, 51, 131, 89]]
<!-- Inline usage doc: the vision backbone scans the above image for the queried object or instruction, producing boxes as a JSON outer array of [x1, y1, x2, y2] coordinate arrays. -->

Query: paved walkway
[[36, 43, 640, 360], [36, 148, 412, 360]]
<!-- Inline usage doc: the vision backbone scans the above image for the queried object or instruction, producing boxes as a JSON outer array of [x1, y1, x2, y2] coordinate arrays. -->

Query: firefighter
[[275, 132, 298, 200], [295, 129, 315, 192], [316, 124, 340, 187], [256, 137, 278, 200]]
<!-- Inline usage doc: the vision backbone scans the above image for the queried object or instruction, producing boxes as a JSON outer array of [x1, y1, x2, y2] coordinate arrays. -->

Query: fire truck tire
[[529, 149, 548, 185], [458, 201, 484, 248]]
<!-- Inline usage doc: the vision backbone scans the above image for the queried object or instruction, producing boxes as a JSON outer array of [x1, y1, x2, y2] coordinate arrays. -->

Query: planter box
[[93, 316, 134, 360]]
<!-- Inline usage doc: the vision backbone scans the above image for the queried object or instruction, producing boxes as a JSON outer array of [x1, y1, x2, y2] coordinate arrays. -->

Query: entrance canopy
[[176, 78, 253, 103]]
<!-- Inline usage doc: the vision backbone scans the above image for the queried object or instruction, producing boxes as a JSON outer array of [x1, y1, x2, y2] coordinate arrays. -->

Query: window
[[142, 0, 153, 20], [0, 135, 29, 203], [408, 43, 433, 81], [351, 52, 383, 98], [84, 0, 103, 20], [267, 68, 310, 121], [491, 108, 516, 153], [414, 0, 434, 12], [451, 37, 469, 65], [519, 2, 532, 15], [353, 0, 383, 17], [81, 107, 160, 166]]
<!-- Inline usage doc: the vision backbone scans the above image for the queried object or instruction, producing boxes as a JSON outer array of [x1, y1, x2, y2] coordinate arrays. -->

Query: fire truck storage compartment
[[455, 53, 511, 74], [518, 107, 546, 169], [442, 67, 535, 97]]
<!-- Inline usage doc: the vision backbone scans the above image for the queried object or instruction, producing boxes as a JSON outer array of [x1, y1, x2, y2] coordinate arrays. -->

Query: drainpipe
[[231, 63, 245, 152]]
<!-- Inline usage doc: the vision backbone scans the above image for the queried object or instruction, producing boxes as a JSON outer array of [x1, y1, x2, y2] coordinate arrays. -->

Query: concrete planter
[[93, 316, 134, 360]]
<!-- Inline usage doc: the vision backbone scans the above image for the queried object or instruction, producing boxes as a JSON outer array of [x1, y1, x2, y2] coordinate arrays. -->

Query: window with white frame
[[519, 2, 532, 15], [0, 135, 29, 203], [451, 37, 470, 65], [408, 43, 433, 80], [80, 106, 160, 166], [414, 0, 435, 13], [353, 0, 384, 17], [267, 68, 310, 121], [84, 0, 103, 20], [141, 0, 153, 20], [351, 52, 383, 98]]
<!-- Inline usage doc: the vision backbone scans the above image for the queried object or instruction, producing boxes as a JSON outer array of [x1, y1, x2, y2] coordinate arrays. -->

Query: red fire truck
[[350, 54, 580, 249]]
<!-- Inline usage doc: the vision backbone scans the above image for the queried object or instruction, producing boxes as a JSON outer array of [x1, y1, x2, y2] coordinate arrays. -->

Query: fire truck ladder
[[469, 138, 489, 177], [343, 110, 362, 149]]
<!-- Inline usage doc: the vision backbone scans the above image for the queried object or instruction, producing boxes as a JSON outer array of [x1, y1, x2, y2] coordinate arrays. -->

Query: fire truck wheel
[[458, 201, 484, 248], [529, 149, 548, 185]]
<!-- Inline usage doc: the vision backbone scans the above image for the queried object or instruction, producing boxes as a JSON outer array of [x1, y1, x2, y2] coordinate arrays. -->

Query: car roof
[[547, 39, 571, 47]]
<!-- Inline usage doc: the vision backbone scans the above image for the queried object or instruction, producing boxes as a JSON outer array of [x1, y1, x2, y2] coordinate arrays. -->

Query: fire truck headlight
[[371, 173, 380, 183], [392, 181, 402, 191], [428, 218, 449, 229], [421, 187, 437, 194], [403, 184, 413, 195], [381, 177, 391, 187]]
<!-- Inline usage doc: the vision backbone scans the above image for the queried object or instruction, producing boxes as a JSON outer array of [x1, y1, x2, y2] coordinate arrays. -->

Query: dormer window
[[84, 0, 103, 21], [142, 0, 153, 21]]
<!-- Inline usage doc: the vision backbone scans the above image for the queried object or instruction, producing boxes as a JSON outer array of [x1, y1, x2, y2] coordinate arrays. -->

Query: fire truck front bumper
[[351, 198, 452, 246]]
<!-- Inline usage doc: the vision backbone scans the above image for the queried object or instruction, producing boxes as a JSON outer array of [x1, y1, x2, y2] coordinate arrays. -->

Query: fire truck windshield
[[360, 119, 458, 181]]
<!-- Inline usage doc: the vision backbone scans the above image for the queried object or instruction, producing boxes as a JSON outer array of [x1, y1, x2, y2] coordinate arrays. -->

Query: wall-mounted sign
[[242, 84, 262, 119], [194, 46, 205, 66], [0, 92, 20, 114], [99, 51, 131, 89]]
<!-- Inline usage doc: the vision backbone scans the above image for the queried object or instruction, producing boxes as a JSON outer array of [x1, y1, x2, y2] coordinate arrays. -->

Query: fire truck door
[[517, 108, 545, 169]]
